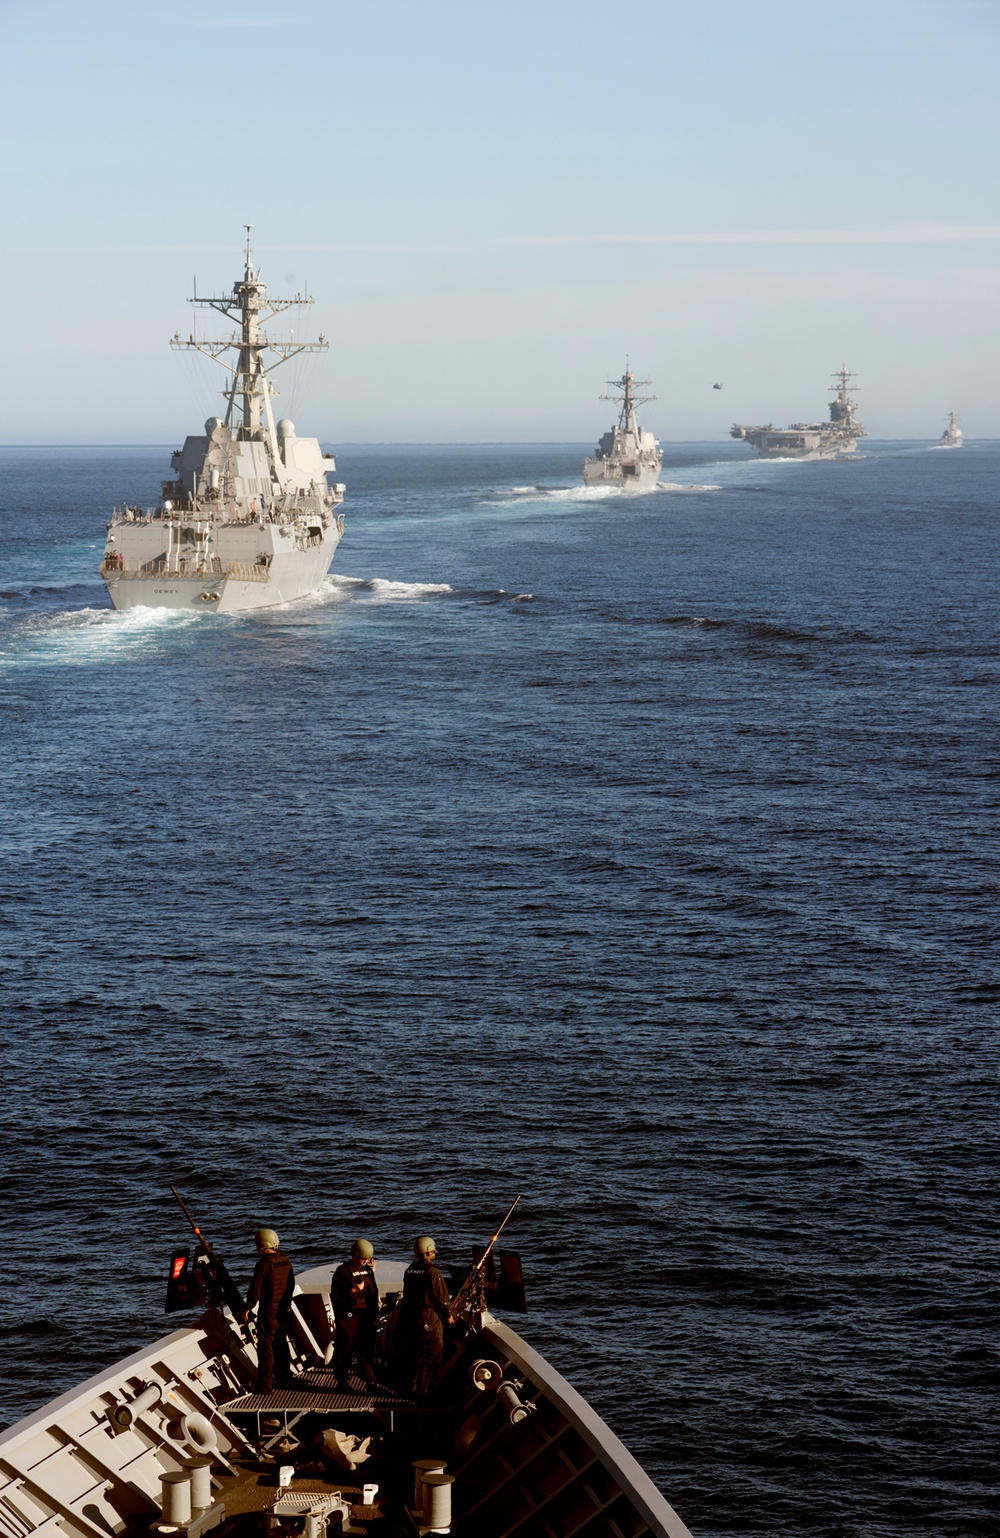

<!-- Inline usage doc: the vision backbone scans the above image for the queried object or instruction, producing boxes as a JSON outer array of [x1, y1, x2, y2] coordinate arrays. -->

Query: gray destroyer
[[584, 366, 663, 488], [102, 232, 345, 612], [939, 410, 963, 448], [730, 367, 867, 459]]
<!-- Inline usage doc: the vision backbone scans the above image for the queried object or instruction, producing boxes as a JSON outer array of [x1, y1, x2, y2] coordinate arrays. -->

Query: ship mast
[[170, 226, 328, 441], [830, 364, 859, 423], [824, 362, 855, 430], [602, 359, 655, 434]]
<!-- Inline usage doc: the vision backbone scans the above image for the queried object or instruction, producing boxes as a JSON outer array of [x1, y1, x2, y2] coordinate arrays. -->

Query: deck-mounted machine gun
[[165, 1185, 253, 1344], [449, 1195, 528, 1325]]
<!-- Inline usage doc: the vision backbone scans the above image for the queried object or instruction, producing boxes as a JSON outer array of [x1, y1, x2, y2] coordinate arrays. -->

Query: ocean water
[[0, 440, 997, 1537]]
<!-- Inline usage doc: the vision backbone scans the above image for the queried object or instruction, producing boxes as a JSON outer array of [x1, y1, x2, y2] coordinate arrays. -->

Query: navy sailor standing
[[241, 1227, 295, 1394], [400, 1235, 451, 1397], [331, 1239, 379, 1390]]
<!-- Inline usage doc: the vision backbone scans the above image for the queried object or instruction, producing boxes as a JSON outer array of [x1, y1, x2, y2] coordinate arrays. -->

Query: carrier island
[[101, 231, 345, 613]]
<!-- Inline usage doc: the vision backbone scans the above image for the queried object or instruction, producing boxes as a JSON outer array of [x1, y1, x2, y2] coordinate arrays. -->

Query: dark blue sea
[[1, 440, 997, 1537]]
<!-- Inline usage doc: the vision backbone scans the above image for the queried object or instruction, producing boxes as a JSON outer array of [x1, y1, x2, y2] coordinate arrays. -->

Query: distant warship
[[584, 365, 663, 488], [101, 230, 345, 612], [939, 410, 963, 448], [731, 367, 867, 460]]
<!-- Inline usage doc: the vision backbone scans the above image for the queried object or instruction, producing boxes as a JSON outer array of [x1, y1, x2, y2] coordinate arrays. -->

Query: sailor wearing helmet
[[331, 1239, 379, 1391], [241, 1227, 295, 1394], [399, 1236, 452, 1397]]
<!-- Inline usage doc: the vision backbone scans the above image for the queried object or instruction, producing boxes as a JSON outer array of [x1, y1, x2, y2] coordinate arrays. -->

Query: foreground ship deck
[[0, 1257, 693, 1538], [101, 231, 345, 613]]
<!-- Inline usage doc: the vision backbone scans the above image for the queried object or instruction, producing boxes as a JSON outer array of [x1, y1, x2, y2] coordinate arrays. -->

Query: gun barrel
[[168, 1186, 248, 1325], [452, 1195, 522, 1316], [170, 1185, 211, 1249], [490, 1195, 522, 1249]]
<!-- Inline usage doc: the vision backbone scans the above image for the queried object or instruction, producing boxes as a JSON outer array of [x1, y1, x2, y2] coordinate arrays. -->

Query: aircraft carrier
[[584, 366, 663, 488], [101, 231, 345, 612], [730, 367, 867, 460]]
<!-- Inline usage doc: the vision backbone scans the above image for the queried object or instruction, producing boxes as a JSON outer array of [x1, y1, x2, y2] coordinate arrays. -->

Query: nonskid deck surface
[[224, 1368, 416, 1413]]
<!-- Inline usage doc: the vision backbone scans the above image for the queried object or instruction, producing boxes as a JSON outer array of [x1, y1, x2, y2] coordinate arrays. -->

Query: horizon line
[[2, 222, 999, 258], [2, 437, 996, 449]]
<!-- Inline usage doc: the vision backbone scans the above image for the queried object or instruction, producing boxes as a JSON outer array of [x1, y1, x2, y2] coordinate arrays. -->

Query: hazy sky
[[1, 0, 998, 441]]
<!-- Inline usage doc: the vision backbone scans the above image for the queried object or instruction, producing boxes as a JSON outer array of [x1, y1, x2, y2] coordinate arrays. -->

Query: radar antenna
[[600, 360, 656, 434], [170, 230, 328, 454], [831, 364, 859, 397]]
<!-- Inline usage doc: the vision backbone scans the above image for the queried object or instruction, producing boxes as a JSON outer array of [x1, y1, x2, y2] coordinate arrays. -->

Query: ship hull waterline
[[582, 462, 662, 489], [103, 534, 341, 613], [746, 441, 861, 461]]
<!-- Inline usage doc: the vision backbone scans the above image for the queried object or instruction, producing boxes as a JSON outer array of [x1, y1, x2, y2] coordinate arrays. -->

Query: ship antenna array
[[169, 230, 329, 439], [601, 376, 656, 407], [832, 365, 859, 395], [601, 365, 656, 430]]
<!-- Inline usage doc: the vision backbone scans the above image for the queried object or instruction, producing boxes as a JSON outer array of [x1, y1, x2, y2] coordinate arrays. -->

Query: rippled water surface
[[1, 441, 997, 1536]]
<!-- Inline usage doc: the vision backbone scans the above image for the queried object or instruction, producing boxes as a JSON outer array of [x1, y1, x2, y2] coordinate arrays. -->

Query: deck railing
[[100, 559, 270, 583]]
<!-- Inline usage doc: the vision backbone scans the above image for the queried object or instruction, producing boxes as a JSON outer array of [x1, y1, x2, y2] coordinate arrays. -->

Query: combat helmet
[[255, 1228, 280, 1251], [351, 1239, 374, 1260], [414, 1235, 437, 1256]]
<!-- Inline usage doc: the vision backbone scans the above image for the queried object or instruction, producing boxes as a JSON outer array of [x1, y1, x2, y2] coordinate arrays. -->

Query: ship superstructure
[[731, 367, 867, 460], [102, 230, 345, 612], [939, 410, 963, 447], [584, 365, 662, 488]]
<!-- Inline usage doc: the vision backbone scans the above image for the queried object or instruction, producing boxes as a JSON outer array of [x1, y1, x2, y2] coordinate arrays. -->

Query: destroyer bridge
[[0, 1256, 693, 1538]]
